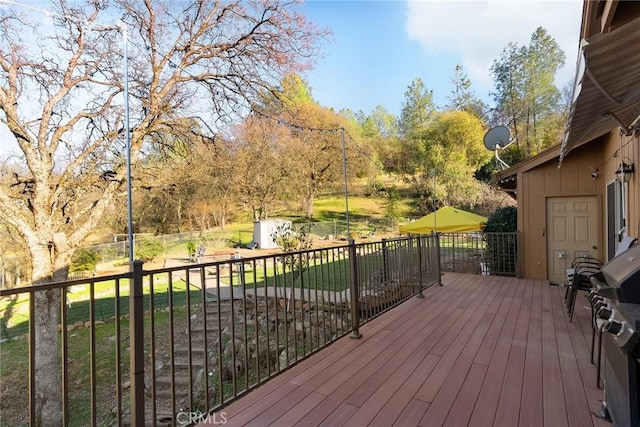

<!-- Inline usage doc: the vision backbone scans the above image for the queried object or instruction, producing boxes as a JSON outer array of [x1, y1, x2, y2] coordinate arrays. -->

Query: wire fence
[[82, 230, 241, 267], [76, 220, 390, 268]]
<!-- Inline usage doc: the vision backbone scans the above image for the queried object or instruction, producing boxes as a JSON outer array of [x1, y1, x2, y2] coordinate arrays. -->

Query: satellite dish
[[483, 126, 511, 151], [483, 126, 514, 170]]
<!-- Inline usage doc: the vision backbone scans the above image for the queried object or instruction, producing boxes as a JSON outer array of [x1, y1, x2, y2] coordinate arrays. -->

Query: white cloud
[[405, 0, 583, 93]]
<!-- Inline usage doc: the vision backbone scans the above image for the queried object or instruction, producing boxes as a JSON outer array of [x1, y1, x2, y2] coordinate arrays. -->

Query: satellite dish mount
[[483, 126, 514, 170]]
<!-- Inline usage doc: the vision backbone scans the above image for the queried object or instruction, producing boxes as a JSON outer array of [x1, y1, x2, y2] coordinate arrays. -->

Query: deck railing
[[0, 235, 442, 426], [0, 232, 518, 426], [439, 232, 518, 277]]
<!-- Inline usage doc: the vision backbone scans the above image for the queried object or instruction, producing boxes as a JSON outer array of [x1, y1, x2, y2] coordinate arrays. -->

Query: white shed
[[253, 219, 291, 249]]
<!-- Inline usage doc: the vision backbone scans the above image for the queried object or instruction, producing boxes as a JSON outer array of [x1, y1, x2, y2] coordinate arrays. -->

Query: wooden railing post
[[348, 239, 362, 339], [130, 260, 145, 425]]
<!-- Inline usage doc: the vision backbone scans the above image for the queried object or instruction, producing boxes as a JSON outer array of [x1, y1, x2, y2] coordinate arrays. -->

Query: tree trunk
[[31, 245, 66, 426], [177, 199, 183, 232], [33, 288, 62, 426], [303, 195, 314, 219]]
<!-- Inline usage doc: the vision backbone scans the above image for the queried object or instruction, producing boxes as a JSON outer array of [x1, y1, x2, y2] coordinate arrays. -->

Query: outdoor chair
[[565, 236, 637, 321], [565, 256, 603, 320]]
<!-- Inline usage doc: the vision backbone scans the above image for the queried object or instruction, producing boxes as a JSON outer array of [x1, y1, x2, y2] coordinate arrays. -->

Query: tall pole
[[433, 172, 437, 233], [341, 127, 350, 236], [121, 22, 134, 268]]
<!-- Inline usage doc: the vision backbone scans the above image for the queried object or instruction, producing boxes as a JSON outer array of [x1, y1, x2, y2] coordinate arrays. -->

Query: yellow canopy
[[399, 206, 487, 234]]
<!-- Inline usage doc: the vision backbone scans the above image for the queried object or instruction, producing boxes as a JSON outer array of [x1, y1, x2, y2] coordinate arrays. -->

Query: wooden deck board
[[550, 286, 595, 427], [269, 392, 326, 427], [443, 362, 488, 427], [473, 276, 519, 366], [369, 354, 440, 426], [292, 395, 345, 427], [345, 351, 430, 425], [418, 310, 498, 427], [414, 278, 509, 405], [468, 277, 526, 427], [541, 283, 569, 426], [199, 273, 606, 427], [520, 279, 544, 427], [493, 278, 532, 427], [418, 279, 508, 425]]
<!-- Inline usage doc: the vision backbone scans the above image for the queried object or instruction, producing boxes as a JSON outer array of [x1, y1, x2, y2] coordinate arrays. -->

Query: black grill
[[591, 243, 640, 426]]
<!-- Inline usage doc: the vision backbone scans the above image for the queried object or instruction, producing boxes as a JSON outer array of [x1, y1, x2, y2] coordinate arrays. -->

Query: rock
[[279, 346, 296, 368], [295, 320, 310, 332], [279, 349, 289, 368]]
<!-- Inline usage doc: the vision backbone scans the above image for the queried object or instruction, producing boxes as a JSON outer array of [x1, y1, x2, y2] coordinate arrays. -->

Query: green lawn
[[1, 279, 195, 339], [0, 308, 180, 427]]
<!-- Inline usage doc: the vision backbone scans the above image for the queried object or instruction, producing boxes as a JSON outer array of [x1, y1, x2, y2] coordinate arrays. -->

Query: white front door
[[546, 196, 599, 284]]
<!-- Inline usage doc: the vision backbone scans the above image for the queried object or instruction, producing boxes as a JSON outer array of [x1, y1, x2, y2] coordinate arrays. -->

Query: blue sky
[[0, 0, 584, 157], [299, 0, 583, 116]]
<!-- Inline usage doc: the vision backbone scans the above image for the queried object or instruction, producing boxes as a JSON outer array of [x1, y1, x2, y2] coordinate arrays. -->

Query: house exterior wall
[[602, 131, 639, 241], [517, 131, 639, 280], [517, 142, 605, 279]]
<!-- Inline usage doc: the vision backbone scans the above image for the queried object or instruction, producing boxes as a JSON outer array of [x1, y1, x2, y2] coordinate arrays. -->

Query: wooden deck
[[202, 273, 612, 427]]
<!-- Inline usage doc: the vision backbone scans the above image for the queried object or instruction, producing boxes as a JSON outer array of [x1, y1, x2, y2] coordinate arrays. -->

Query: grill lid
[[597, 244, 640, 303]]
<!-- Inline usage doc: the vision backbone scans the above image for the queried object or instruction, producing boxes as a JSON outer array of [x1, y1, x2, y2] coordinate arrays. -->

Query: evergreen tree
[[490, 27, 566, 161], [398, 78, 436, 138], [447, 64, 488, 121]]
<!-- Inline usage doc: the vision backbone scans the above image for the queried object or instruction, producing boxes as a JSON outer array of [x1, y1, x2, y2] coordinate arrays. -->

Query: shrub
[[70, 248, 101, 273], [271, 223, 312, 253], [364, 179, 384, 197], [186, 240, 196, 258], [485, 206, 517, 232], [382, 187, 401, 226], [271, 223, 312, 277], [135, 238, 164, 262], [485, 206, 517, 276]]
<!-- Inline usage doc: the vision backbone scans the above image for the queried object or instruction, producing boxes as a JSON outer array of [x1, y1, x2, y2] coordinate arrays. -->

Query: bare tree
[[0, 0, 327, 423], [184, 136, 239, 231], [233, 115, 292, 221], [268, 77, 362, 219]]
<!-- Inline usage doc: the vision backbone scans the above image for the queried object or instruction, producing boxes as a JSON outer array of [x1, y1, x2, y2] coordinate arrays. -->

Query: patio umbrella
[[399, 206, 487, 234]]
